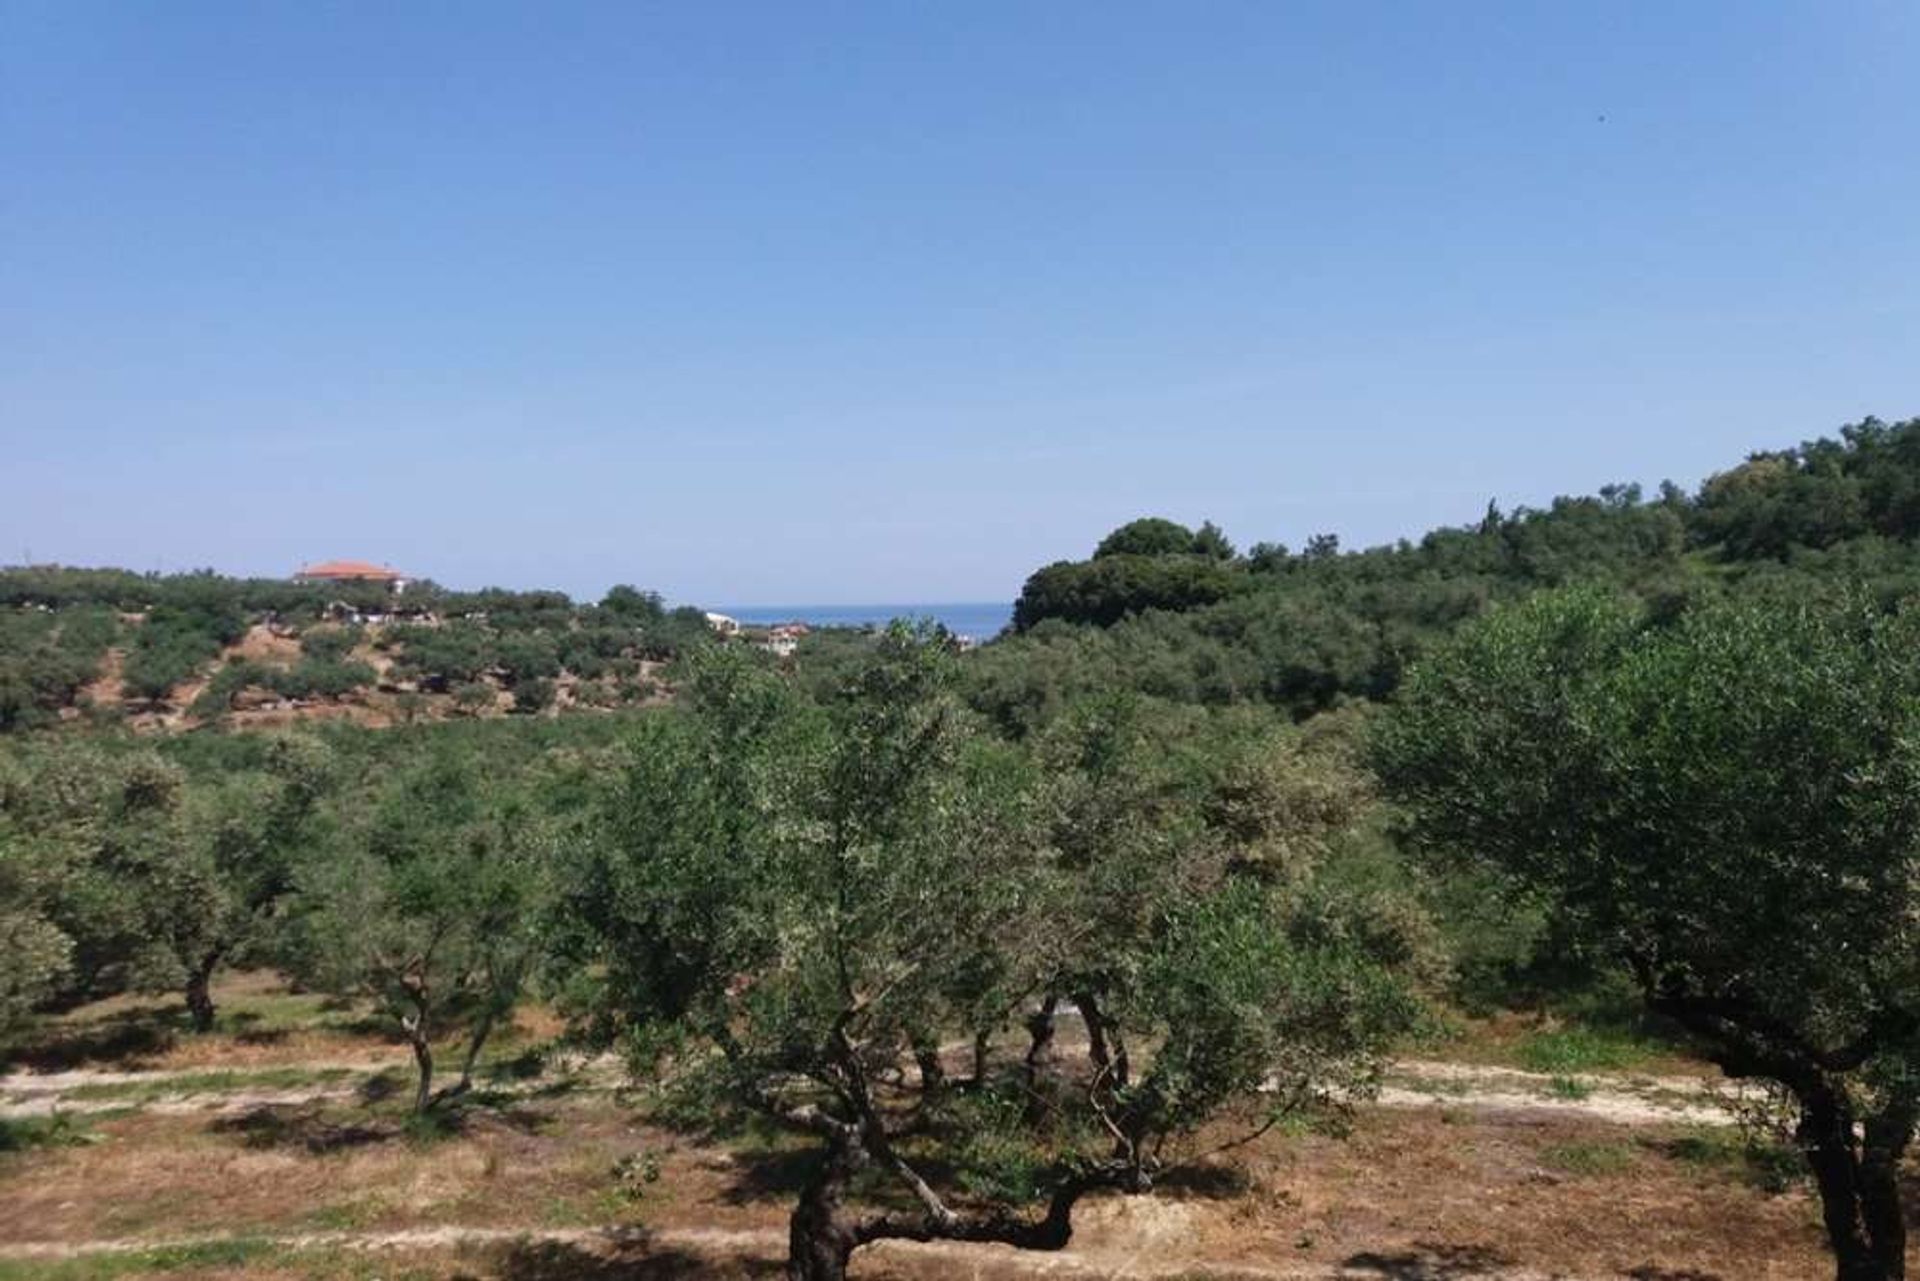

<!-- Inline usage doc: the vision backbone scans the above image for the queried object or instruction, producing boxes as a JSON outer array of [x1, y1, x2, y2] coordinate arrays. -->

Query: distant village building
[[760, 621, 810, 658], [704, 611, 741, 637], [295, 560, 412, 594]]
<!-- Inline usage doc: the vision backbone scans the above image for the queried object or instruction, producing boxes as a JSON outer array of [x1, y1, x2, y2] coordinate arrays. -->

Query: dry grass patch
[[5, 973, 571, 1077], [1, 1038, 1903, 1280]]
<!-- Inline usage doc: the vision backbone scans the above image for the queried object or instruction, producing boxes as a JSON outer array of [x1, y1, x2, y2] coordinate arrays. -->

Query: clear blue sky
[[5, 3, 1916, 605]]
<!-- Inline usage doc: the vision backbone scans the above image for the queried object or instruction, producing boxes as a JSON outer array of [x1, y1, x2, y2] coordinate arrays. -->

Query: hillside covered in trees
[[12, 416, 1918, 742], [0, 571, 712, 734], [980, 416, 1920, 733]]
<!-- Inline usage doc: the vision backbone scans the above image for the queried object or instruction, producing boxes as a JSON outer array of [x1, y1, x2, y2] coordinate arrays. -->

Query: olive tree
[[293, 746, 549, 1112], [0, 736, 338, 1034], [561, 632, 1417, 1281], [155, 737, 337, 1031], [1373, 588, 1920, 1281], [0, 739, 341, 1037], [0, 757, 74, 1046], [1013, 694, 1422, 1133], [0, 745, 193, 1008]]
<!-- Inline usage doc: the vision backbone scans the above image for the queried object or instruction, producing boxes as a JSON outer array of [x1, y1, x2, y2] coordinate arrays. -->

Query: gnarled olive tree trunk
[[183, 948, 224, 1033], [787, 1131, 867, 1281], [1797, 1080, 1911, 1281], [407, 1022, 435, 1114], [774, 1022, 1150, 1281], [1023, 994, 1059, 1085], [1649, 987, 1915, 1281], [782, 1117, 1140, 1281]]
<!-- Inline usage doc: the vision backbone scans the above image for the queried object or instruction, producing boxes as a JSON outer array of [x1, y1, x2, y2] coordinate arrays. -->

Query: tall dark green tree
[[1093, 517, 1197, 558], [1190, 520, 1236, 560]]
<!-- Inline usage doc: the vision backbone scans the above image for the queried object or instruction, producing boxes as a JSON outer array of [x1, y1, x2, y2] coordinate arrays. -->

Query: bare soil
[[0, 1098, 1858, 1278], [230, 624, 302, 666], [0, 977, 1902, 1280]]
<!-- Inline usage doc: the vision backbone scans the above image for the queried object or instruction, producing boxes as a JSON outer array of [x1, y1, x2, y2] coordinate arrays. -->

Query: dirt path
[[0, 1059, 405, 1118], [0, 1054, 619, 1119], [0, 1059, 406, 1094], [2, 1055, 1741, 1127], [1382, 1059, 1737, 1127], [0, 1085, 367, 1119]]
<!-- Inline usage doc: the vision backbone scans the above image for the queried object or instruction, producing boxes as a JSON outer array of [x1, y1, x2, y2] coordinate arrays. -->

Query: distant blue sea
[[720, 602, 1013, 642]]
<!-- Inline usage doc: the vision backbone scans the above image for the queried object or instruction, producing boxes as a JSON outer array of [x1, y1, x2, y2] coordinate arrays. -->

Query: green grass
[[62, 1066, 359, 1104], [1545, 1074, 1593, 1100], [0, 1238, 275, 1280], [400, 1105, 465, 1144], [1539, 1140, 1637, 1177], [5, 977, 387, 1074], [1663, 1125, 1805, 1193], [212, 989, 344, 1029], [1515, 1025, 1658, 1075], [537, 1185, 647, 1229], [0, 1241, 445, 1281], [0, 1111, 105, 1154]]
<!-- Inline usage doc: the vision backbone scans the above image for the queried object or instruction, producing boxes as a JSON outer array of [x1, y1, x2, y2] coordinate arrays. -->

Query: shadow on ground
[[356, 1068, 408, 1105], [208, 1087, 562, 1155], [721, 1144, 819, 1206], [1344, 1246, 1725, 1281], [483, 1238, 783, 1280], [4, 1009, 178, 1071], [4, 990, 394, 1073], [1156, 1161, 1255, 1198], [211, 1104, 393, 1154], [1344, 1243, 1517, 1279]]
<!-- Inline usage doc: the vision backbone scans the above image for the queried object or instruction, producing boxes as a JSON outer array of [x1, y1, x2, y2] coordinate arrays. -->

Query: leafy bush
[[452, 682, 495, 714], [391, 622, 494, 690], [511, 677, 555, 715], [273, 659, 375, 701], [1665, 1127, 1806, 1194], [298, 626, 362, 663], [188, 659, 270, 719], [0, 609, 111, 730], [495, 634, 561, 685], [1517, 1025, 1655, 1075]]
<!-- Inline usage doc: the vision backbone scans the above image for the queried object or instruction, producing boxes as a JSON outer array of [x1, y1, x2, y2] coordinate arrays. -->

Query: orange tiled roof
[[297, 560, 405, 581]]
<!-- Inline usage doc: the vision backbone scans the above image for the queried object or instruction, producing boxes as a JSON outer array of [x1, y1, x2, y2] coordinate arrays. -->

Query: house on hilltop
[[761, 621, 809, 658], [295, 559, 412, 594]]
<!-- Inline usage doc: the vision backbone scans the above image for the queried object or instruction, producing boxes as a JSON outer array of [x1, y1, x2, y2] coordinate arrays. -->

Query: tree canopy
[[991, 418, 1920, 733], [1372, 588, 1920, 1281], [558, 630, 1419, 1279]]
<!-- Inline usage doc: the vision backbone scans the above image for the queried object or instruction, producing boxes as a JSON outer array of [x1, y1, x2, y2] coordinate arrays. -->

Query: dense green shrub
[[451, 682, 495, 715], [510, 677, 555, 714], [298, 626, 362, 663], [273, 660, 376, 701]]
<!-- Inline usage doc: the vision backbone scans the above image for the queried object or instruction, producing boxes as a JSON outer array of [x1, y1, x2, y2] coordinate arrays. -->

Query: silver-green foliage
[[562, 629, 1421, 1280], [1374, 588, 1920, 1281], [292, 744, 550, 1111]]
